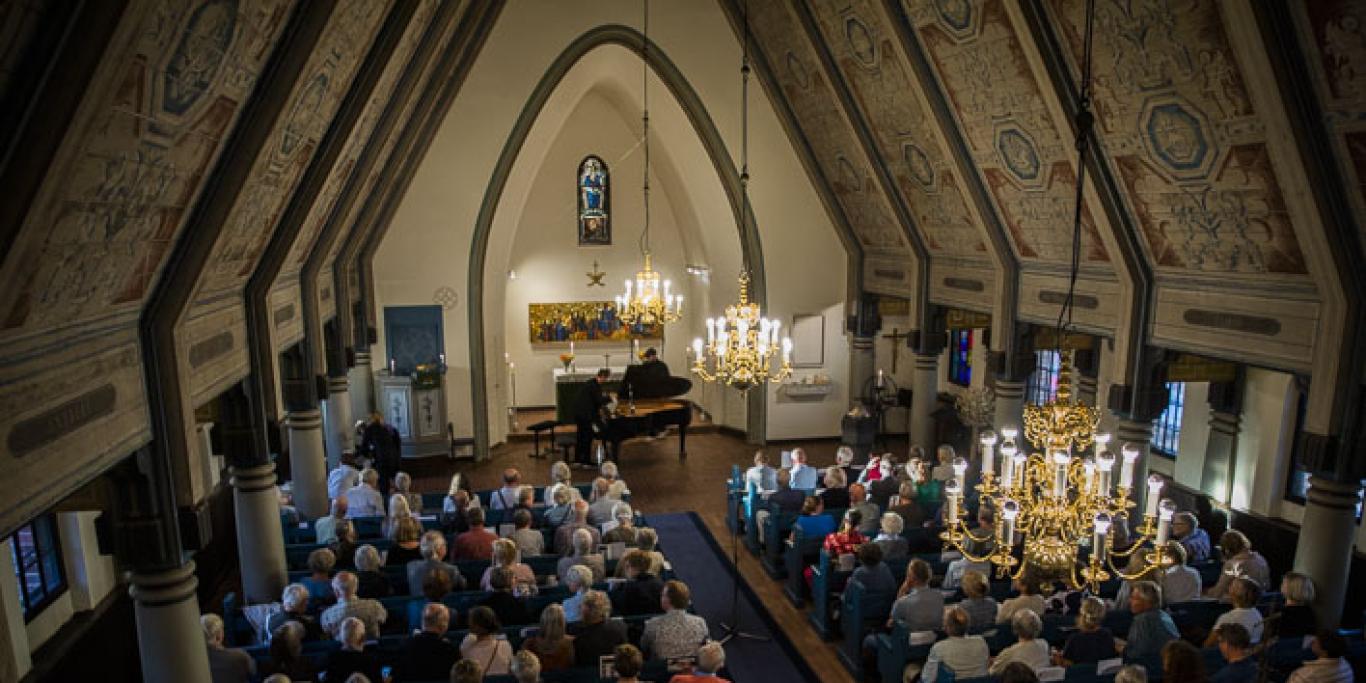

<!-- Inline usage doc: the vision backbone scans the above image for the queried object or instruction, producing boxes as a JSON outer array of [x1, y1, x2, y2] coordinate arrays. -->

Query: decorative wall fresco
[[1047, 0, 1308, 275], [809, 0, 988, 259], [905, 0, 1110, 266]]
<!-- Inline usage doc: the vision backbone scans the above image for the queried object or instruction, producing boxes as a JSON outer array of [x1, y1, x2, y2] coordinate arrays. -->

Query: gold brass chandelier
[[690, 0, 791, 393], [615, 0, 681, 327]]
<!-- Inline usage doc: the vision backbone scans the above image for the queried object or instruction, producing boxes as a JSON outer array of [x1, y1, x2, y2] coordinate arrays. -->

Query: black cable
[[1056, 0, 1096, 354], [640, 0, 651, 256]]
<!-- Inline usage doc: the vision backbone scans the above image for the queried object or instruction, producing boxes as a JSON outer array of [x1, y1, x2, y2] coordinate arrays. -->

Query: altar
[[553, 366, 626, 422]]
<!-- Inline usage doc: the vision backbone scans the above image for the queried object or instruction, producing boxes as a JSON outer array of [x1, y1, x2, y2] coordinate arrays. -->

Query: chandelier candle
[[980, 431, 997, 483]]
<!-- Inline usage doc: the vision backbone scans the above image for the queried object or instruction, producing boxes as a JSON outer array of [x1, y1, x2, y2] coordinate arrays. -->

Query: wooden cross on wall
[[881, 328, 910, 372]]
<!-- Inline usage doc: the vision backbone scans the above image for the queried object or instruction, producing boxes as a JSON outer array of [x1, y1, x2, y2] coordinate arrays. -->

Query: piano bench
[[528, 420, 559, 459]]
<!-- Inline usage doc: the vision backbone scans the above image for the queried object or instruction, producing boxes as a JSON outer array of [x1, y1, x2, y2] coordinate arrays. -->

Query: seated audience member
[[930, 444, 957, 482], [407, 530, 465, 595], [630, 528, 666, 576], [957, 570, 999, 630], [450, 659, 483, 683], [395, 603, 458, 682], [344, 468, 385, 518], [304, 548, 337, 605], [1161, 639, 1206, 683], [510, 650, 542, 683], [320, 571, 387, 639], [545, 461, 578, 507], [873, 512, 909, 560], [642, 580, 709, 659], [544, 486, 575, 529], [573, 590, 627, 667], [1278, 572, 1319, 639], [554, 500, 602, 556], [1121, 581, 1178, 662], [1288, 630, 1354, 683], [819, 466, 850, 510], [327, 451, 361, 500], [322, 617, 383, 683], [669, 641, 730, 683], [1159, 540, 1202, 604], [755, 469, 805, 545], [422, 567, 454, 604], [353, 544, 393, 599], [561, 564, 595, 623], [999, 662, 1042, 683], [600, 461, 628, 492], [613, 549, 664, 617], [851, 542, 897, 597], [887, 480, 927, 530], [789, 448, 819, 490], [442, 489, 474, 535], [997, 574, 1046, 624], [480, 566, 532, 626], [1207, 576, 1264, 645], [201, 613, 254, 683], [1115, 665, 1149, 683], [491, 467, 524, 510], [888, 559, 942, 632], [869, 459, 900, 510], [745, 451, 778, 492], [461, 606, 513, 675], [1058, 596, 1116, 666], [922, 607, 989, 683], [991, 610, 1050, 675], [835, 445, 859, 484], [384, 493, 418, 540], [587, 477, 619, 525], [453, 507, 498, 561], [1206, 529, 1271, 600], [558, 528, 607, 586], [262, 622, 313, 681], [1211, 623, 1256, 683], [613, 644, 646, 683], [316, 497, 349, 545], [793, 495, 835, 540], [602, 502, 640, 545], [1171, 511, 1212, 564], [392, 471, 423, 514], [481, 538, 537, 595], [848, 483, 881, 536], [516, 481, 537, 512], [522, 603, 575, 672], [823, 509, 866, 558], [386, 516, 424, 567], [330, 520, 360, 571], [266, 584, 323, 642]]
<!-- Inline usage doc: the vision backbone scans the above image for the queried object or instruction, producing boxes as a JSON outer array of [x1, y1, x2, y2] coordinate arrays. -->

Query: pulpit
[[377, 371, 448, 457]]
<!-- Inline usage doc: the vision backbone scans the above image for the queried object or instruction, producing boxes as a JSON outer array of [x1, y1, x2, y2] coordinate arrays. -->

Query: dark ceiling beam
[[790, 0, 930, 333]]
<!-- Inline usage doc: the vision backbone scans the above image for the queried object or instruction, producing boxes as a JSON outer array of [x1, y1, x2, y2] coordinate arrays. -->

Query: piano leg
[[678, 424, 687, 460]]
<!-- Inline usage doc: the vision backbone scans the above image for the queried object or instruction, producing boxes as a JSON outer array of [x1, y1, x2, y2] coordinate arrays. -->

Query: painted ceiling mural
[[1294, 0, 1366, 263], [0, 0, 293, 336], [747, 0, 913, 267], [277, 0, 442, 285], [1046, 0, 1307, 276], [808, 0, 988, 259], [188, 0, 391, 311], [903, 0, 1109, 267]]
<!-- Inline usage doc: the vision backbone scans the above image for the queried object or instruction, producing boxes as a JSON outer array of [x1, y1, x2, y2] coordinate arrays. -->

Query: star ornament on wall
[[586, 260, 606, 287]]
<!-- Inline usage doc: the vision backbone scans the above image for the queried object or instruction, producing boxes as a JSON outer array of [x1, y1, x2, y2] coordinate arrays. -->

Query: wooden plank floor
[[412, 431, 874, 683]]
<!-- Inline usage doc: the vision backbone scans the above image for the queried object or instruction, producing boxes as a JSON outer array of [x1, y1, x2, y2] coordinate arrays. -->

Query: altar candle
[[877, 369, 884, 388], [1120, 443, 1139, 489], [569, 341, 575, 355], [1093, 513, 1111, 565], [633, 339, 639, 359], [1155, 499, 1176, 545], [389, 357, 396, 373], [1145, 474, 1164, 518], [1001, 499, 1019, 546], [979, 431, 997, 481]]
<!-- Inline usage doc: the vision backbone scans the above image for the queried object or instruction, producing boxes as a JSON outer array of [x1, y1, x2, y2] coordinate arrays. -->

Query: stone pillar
[[324, 375, 353, 470], [911, 353, 939, 451], [1199, 410, 1240, 504], [1293, 476, 1363, 629], [349, 351, 373, 424], [130, 562, 210, 683], [1115, 417, 1155, 518], [994, 379, 1026, 434], [849, 334, 875, 403], [288, 409, 328, 520], [230, 462, 288, 603]]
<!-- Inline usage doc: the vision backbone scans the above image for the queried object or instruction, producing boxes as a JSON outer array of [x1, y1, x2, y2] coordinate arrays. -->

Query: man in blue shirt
[[789, 448, 820, 490], [1211, 623, 1257, 683], [1172, 512, 1212, 564], [1123, 581, 1179, 662], [794, 496, 836, 539]]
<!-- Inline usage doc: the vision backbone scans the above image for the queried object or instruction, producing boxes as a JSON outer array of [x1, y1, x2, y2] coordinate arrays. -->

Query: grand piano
[[599, 361, 693, 461]]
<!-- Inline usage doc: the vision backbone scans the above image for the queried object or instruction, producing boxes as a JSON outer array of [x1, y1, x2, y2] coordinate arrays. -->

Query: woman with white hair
[[545, 461, 580, 507], [266, 584, 323, 641], [544, 486, 575, 528], [873, 512, 909, 560], [558, 528, 606, 585], [322, 616, 382, 683], [819, 466, 850, 510], [201, 613, 255, 682], [480, 538, 538, 595], [616, 528, 664, 577], [602, 502, 639, 545], [392, 471, 422, 513], [510, 650, 543, 683], [989, 609, 1050, 675], [835, 445, 859, 484], [599, 460, 628, 494], [352, 544, 392, 599], [383, 493, 418, 540], [442, 472, 478, 516], [561, 564, 596, 623], [1278, 571, 1318, 638]]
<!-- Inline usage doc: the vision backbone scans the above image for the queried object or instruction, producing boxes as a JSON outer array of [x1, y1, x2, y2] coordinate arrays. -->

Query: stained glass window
[[1151, 382, 1186, 458], [8, 514, 65, 622], [577, 155, 611, 245], [1027, 350, 1060, 406], [948, 329, 972, 387]]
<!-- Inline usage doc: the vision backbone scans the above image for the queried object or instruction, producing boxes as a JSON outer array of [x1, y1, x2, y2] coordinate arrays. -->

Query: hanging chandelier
[[615, 0, 681, 327], [690, 0, 791, 393], [940, 0, 1174, 592]]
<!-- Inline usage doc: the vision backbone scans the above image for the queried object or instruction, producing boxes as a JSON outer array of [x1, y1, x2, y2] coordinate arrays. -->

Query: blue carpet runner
[[646, 512, 821, 683]]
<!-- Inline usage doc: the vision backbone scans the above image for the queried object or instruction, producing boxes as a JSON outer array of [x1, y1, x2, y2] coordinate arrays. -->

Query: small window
[[1026, 350, 1061, 406], [947, 329, 972, 387], [8, 515, 66, 622], [1150, 382, 1186, 458], [1284, 390, 1365, 517]]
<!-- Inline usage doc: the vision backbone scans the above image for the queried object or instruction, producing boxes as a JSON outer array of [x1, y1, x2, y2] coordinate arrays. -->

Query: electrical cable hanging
[[615, 0, 682, 327]]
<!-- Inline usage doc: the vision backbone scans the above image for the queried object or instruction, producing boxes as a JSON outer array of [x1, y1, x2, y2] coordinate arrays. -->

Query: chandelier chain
[[1056, 0, 1096, 346], [640, 0, 651, 256]]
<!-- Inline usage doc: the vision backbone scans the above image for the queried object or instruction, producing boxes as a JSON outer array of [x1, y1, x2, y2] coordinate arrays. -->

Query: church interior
[[2, 0, 1366, 681]]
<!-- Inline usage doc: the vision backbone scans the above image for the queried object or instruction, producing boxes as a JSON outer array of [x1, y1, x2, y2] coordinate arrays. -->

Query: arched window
[[577, 155, 611, 245]]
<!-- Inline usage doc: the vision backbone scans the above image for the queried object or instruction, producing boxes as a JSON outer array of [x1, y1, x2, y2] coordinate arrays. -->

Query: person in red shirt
[[452, 506, 498, 560], [668, 641, 730, 683]]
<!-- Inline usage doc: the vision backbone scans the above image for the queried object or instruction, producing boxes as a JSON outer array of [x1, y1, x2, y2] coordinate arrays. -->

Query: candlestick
[[1145, 474, 1164, 518], [1120, 443, 1139, 489], [979, 430, 997, 483]]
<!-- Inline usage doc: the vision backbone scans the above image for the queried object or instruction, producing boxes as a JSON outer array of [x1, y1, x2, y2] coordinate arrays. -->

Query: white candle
[[1093, 513, 1111, 564], [1000, 442, 1017, 488], [782, 337, 792, 363], [633, 339, 639, 359], [1051, 450, 1069, 499], [569, 341, 575, 355], [1001, 499, 1019, 546], [675, 295, 683, 312], [706, 318, 715, 344], [1096, 450, 1115, 496], [1083, 457, 1096, 496], [1145, 474, 1164, 518], [944, 480, 962, 526], [1012, 452, 1027, 490], [389, 357, 396, 373], [1120, 443, 1139, 489], [692, 338, 703, 360], [952, 456, 968, 486], [877, 369, 884, 388], [439, 352, 446, 366], [1155, 499, 1176, 545]]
